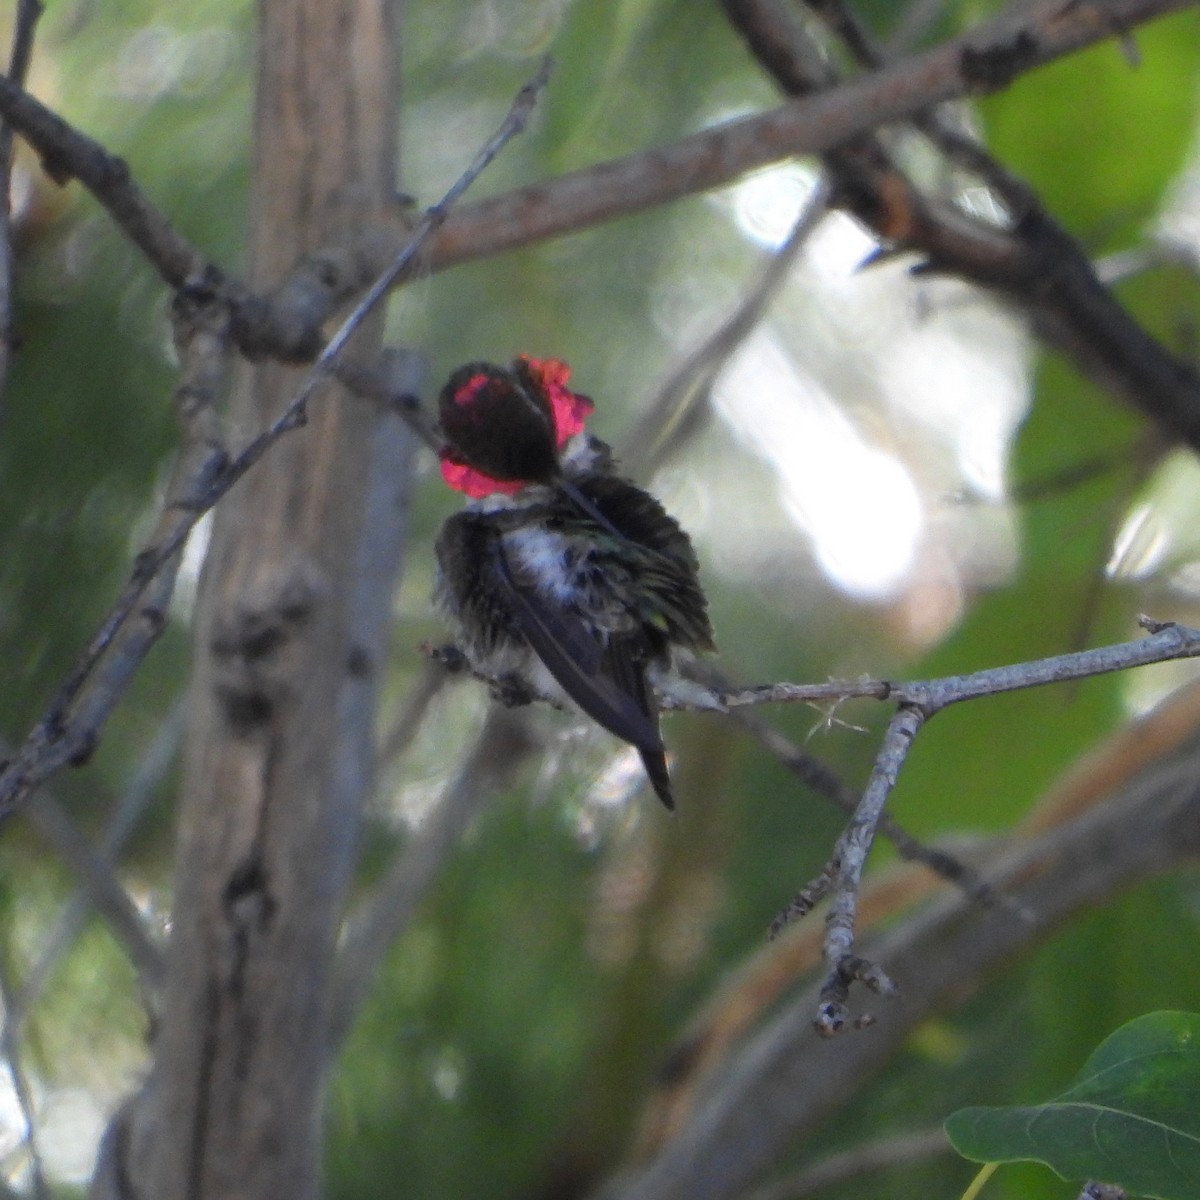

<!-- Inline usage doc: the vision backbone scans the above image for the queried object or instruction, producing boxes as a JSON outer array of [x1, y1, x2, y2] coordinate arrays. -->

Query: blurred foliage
[[1, 0, 1200, 1198]]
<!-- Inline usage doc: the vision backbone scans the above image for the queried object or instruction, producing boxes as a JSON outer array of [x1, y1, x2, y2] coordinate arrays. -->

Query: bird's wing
[[560, 474, 716, 652], [493, 539, 664, 757]]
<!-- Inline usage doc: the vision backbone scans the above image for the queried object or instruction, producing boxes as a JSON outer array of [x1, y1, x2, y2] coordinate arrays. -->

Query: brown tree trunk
[[98, 2, 406, 1196]]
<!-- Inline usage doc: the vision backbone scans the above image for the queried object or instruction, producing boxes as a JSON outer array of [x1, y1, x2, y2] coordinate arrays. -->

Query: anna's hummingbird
[[433, 355, 715, 810]]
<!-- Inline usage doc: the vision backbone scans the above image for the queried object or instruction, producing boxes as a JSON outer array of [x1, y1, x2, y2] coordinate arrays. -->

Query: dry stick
[[735, 708, 1012, 915], [705, 621, 1200, 711], [772, 618, 1200, 1029], [440, 622, 1200, 966], [0, 72, 211, 292], [600, 747, 1200, 1200], [811, 705, 916, 1034], [0, 61, 551, 821], [0, 295, 231, 816]]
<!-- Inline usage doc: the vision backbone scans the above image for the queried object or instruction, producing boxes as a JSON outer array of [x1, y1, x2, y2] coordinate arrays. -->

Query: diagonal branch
[[0, 0, 1190, 395], [426, 0, 1193, 270], [721, 0, 1200, 452], [0, 66, 548, 821], [764, 619, 1200, 1025]]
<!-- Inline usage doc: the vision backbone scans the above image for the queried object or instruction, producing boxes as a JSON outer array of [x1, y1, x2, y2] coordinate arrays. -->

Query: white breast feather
[[503, 526, 577, 602]]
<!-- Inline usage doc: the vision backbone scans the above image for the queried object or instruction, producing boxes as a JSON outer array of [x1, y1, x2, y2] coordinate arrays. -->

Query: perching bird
[[433, 355, 715, 809]]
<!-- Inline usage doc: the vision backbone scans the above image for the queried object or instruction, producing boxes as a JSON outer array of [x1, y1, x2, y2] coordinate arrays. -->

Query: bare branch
[[0, 0, 1190, 451], [811, 706, 918, 1033], [0, 67, 214, 291], [8, 702, 182, 1034], [705, 621, 1200, 714], [0, 293, 232, 817], [735, 709, 1010, 913], [0, 63, 550, 821], [740, 622, 1200, 1019], [443, 619, 1200, 1025], [427, 0, 1192, 269], [723, 0, 1200, 455]]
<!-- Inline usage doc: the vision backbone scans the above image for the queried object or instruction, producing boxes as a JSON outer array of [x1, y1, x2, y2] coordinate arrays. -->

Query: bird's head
[[438, 356, 594, 498]]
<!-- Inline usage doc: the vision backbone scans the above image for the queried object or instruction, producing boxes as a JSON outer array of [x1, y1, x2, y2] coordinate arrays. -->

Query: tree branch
[[426, 0, 1192, 269], [722, 0, 1200, 452], [737, 620, 1200, 1019], [0, 65, 548, 821], [0, 0, 1189, 390]]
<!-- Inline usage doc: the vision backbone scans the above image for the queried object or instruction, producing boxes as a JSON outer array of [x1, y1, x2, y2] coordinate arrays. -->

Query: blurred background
[[2, 0, 1200, 1195]]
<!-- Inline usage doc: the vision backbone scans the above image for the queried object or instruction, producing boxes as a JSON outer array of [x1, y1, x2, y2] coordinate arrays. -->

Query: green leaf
[[945, 1011, 1200, 1199], [979, 10, 1200, 246]]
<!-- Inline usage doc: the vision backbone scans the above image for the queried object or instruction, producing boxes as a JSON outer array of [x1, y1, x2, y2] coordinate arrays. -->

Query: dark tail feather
[[639, 746, 675, 810]]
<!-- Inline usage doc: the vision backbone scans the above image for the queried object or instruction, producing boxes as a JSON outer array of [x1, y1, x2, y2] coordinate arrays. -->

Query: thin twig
[[734, 707, 1016, 915], [0, 68, 213, 291], [696, 621, 1200, 714], [811, 706, 917, 1034], [440, 616, 1200, 973], [694, 622, 1200, 1024], [792, 621, 1200, 1028], [0, 292, 231, 816]]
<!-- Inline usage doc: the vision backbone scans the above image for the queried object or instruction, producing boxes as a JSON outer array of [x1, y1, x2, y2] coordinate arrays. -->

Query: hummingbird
[[433, 355, 715, 810]]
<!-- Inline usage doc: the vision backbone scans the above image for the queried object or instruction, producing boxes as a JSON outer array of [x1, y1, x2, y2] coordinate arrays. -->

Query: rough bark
[[97, 2, 407, 1197]]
